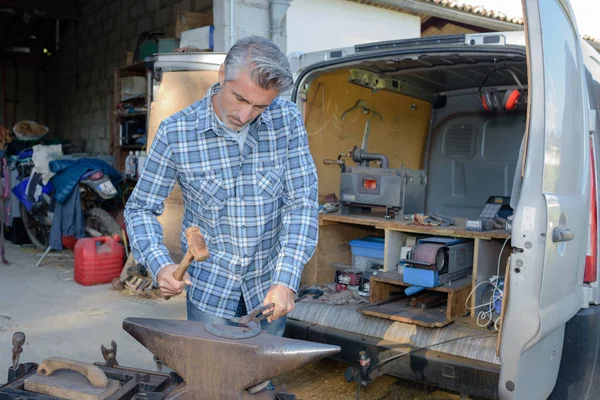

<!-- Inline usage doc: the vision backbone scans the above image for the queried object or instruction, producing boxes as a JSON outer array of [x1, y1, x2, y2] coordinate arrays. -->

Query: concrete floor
[[0, 242, 186, 384], [0, 243, 467, 399]]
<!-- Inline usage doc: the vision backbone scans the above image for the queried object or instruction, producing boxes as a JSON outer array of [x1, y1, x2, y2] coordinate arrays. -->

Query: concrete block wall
[[47, 0, 213, 155]]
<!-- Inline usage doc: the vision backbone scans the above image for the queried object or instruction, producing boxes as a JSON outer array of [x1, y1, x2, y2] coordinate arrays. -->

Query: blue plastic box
[[349, 236, 385, 269]]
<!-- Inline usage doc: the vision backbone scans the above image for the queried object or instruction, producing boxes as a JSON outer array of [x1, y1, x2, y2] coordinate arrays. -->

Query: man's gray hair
[[224, 36, 293, 93]]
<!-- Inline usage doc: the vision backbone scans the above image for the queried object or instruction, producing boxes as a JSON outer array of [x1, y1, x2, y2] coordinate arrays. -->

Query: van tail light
[[585, 139, 597, 283]]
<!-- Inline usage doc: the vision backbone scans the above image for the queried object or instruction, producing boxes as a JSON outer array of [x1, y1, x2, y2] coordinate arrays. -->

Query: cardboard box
[[176, 11, 213, 38]]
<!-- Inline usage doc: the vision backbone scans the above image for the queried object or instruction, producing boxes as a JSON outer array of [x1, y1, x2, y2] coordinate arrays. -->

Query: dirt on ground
[[275, 359, 465, 400]]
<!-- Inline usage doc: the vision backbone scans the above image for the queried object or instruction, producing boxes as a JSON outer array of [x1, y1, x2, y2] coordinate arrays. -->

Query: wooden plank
[[369, 280, 398, 303], [24, 372, 119, 400], [447, 283, 472, 321], [319, 213, 511, 240], [470, 238, 481, 318], [496, 256, 511, 357], [145, 70, 219, 262], [303, 70, 433, 203], [359, 299, 451, 328]]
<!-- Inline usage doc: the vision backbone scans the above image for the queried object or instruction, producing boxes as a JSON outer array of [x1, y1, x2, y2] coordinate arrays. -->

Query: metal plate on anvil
[[204, 321, 261, 339]]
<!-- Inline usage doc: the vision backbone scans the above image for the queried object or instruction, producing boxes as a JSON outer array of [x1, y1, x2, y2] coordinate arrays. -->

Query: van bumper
[[286, 305, 600, 400], [284, 320, 501, 399]]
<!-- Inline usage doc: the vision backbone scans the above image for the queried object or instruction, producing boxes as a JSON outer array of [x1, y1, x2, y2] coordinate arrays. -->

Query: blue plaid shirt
[[124, 83, 319, 319]]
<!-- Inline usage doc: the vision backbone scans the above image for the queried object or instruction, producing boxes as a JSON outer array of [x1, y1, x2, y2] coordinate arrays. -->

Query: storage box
[[349, 236, 385, 269], [180, 25, 214, 51]]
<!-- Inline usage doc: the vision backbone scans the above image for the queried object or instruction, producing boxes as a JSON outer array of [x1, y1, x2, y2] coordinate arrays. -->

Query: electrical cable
[[464, 235, 511, 329]]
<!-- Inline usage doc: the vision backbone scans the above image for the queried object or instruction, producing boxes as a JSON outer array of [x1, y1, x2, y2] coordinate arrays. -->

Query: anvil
[[123, 317, 340, 399]]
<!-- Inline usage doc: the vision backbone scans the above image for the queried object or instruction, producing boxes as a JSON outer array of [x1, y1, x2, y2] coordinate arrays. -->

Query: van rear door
[[499, 1, 590, 399]]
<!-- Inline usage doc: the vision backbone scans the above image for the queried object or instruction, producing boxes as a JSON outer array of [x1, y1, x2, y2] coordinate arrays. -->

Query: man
[[124, 36, 319, 339]]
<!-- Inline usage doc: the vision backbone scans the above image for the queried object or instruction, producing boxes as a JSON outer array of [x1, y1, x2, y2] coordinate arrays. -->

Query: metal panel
[[499, 1, 590, 399]]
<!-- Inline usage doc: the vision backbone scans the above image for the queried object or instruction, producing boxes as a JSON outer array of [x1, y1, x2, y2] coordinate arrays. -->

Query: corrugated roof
[[347, 0, 600, 47]]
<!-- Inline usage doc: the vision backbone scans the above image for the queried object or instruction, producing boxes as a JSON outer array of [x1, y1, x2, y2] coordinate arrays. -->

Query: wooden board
[[359, 298, 451, 328], [384, 230, 407, 272], [302, 70, 432, 203], [496, 256, 511, 357], [319, 213, 511, 240], [25, 371, 119, 400], [146, 70, 219, 262]]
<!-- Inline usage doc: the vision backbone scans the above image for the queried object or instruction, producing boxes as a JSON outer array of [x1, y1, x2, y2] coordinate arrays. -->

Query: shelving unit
[[304, 212, 511, 322], [110, 62, 149, 171]]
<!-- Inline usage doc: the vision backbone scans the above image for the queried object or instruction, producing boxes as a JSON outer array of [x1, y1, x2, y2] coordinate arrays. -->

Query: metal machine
[[400, 237, 474, 292], [324, 145, 427, 220]]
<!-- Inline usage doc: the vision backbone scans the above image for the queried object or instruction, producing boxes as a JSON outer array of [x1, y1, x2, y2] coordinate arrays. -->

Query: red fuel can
[[74, 236, 124, 286]]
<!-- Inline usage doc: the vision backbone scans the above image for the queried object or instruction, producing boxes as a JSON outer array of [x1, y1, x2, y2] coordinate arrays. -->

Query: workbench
[[302, 212, 511, 320]]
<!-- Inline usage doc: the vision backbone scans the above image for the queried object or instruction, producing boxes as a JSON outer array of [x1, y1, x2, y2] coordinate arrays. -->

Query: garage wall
[[47, 0, 213, 155], [0, 59, 47, 132]]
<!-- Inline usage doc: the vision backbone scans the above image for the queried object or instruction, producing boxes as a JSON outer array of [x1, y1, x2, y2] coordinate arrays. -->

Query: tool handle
[[37, 357, 109, 389], [323, 159, 344, 166], [173, 251, 194, 282]]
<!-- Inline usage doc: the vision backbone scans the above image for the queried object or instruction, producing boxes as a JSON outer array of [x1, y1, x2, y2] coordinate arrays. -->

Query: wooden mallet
[[164, 226, 210, 300]]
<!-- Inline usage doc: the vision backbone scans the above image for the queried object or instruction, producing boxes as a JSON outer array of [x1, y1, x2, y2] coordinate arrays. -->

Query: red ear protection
[[503, 89, 521, 110], [479, 67, 524, 111], [481, 90, 502, 112]]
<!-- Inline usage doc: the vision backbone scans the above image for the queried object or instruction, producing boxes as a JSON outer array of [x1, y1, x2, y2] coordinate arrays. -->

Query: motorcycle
[[10, 150, 122, 250]]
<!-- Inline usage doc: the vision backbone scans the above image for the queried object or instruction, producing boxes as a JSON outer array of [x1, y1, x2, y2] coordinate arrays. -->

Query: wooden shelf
[[319, 212, 510, 240], [115, 111, 146, 118], [111, 62, 149, 171], [358, 271, 472, 328]]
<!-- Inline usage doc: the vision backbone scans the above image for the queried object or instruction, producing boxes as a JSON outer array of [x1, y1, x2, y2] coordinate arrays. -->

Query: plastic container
[[125, 151, 136, 179], [136, 151, 147, 179], [74, 236, 124, 286], [349, 236, 385, 269]]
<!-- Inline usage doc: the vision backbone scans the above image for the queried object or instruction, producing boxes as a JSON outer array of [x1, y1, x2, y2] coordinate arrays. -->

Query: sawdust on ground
[[275, 359, 467, 400]]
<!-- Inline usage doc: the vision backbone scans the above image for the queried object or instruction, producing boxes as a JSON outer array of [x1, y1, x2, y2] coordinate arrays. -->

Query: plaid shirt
[[124, 83, 319, 319]]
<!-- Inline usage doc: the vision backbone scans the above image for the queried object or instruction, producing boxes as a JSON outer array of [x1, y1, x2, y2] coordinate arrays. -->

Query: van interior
[[287, 49, 528, 369]]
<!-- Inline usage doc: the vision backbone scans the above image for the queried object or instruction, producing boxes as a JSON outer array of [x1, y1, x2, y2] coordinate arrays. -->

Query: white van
[[282, 1, 600, 399]]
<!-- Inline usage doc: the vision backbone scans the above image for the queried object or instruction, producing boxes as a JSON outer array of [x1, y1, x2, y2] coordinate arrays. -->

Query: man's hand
[[263, 284, 295, 322], [156, 264, 192, 297]]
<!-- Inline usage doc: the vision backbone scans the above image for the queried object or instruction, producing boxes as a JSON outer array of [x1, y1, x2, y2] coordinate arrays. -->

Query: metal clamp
[[101, 340, 119, 367]]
